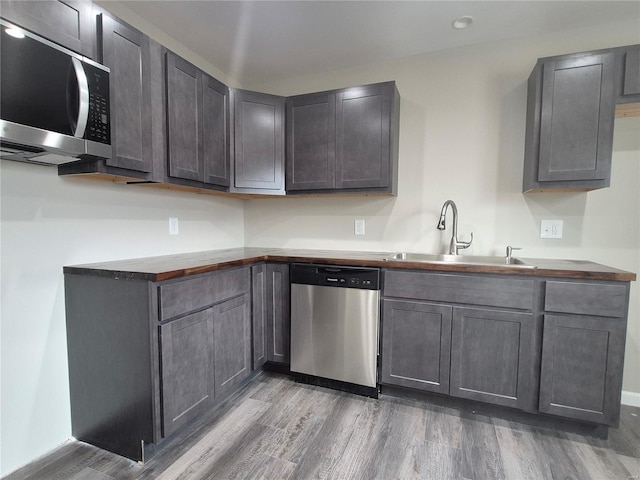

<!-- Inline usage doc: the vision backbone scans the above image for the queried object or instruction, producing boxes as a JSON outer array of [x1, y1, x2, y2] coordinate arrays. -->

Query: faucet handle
[[506, 246, 522, 260], [457, 232, 473, 250]]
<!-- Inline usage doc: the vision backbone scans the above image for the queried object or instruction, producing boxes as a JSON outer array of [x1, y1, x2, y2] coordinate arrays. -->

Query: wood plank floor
[[5, 373, 640, 480]]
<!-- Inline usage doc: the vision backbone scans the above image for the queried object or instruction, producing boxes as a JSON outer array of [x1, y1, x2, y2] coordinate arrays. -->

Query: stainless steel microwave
[[0, 19, 112, 165]]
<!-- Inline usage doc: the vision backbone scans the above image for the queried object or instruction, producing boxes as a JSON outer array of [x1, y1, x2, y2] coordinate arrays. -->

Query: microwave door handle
[[70, 58, 89, 138]]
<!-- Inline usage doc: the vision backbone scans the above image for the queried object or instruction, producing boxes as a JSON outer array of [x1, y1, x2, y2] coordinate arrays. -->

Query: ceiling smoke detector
[[452, 16, 474, 29]]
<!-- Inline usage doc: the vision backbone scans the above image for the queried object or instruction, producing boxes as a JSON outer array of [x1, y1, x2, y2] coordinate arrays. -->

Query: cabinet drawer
[[383, 270, 534, 310], [544, 281, 628, 318], [159, 267, 250, 320]]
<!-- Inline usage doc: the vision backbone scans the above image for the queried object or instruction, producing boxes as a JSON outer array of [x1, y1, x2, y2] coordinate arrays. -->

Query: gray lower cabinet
[[538, 279, 629, 426], [252, 264, 268, 369], [286, 81, 400, 194], [450, 306, 534, 410], [213, 294, 252, 398], [266, 263, 290, 364], [523, 50, 617, 192], [382, 269, 630, 427], [64, 266, 253, 462], [381, 299, 451, 394], [166, 50, 230, 188], [232, 89, 285, 195], [160, 308, 215, 438], [0, 0, 93, 57], [160, 293, 251, 438], [381, 270, 536, 410]]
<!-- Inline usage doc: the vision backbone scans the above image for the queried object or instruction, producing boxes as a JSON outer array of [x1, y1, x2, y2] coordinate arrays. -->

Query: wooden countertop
[[63, 247, 636, 282]]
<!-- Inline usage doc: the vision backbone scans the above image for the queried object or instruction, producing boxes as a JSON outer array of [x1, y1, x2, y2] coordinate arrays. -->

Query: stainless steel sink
[[383, 252, 536, 269]]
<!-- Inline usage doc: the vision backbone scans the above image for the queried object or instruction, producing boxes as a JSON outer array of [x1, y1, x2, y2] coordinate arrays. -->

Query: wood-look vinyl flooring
[[5, 372, 640, 480]]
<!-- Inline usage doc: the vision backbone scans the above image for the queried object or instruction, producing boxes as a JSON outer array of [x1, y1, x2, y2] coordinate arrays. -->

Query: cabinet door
[[233, 90, 285, 193], [539, 314, 626, 426], [100, 14, 153, 173], [202, 74, 230, 186], [381, 300, 452, 394], [286, 92, 336, 191], [213, 294, 252, 398], [538, 53, 616, 182], [450, 307, 534, 409], [166, 52, 202, 182], [266, 264, 290, 364], [622, 45, 640, 99], [159, 308, 214, 438], [0, 0, 93, 57], [336, 83, 393, 190], [252, 264, 267, 370]]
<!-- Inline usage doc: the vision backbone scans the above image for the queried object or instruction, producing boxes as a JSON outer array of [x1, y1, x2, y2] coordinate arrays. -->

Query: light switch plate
[[355, 219, 365, 236], [540, 219, 563, 239], [169, 217, 179, 235]]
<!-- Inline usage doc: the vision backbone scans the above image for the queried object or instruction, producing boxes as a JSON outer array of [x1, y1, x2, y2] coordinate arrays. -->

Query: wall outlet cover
[[169, 217, 179, 235], [540, 219, 563, 239], [355, 219, 365, 236]]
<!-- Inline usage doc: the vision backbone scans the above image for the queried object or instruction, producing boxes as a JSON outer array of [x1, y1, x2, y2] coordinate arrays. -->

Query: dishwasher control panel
[[290, 263, 380, 290]]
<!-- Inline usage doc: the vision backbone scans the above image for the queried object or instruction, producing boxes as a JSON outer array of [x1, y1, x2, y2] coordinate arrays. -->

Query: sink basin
[[383, 252, 536, 269]]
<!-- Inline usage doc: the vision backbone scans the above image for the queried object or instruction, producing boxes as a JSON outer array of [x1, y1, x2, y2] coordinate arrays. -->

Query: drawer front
[[544, 281, 628, 318], [159, 267, 250, 320], [383, 270, 534, 310]]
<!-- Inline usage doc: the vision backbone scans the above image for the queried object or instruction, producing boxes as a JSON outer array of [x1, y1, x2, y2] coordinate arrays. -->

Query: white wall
[[244, 21, 640, 396], [0, 163, 245, 475]]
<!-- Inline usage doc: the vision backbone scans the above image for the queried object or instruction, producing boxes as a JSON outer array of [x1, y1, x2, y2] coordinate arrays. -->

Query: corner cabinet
[[231, 89, 285, 195], [287, 81, 400, 195], [64, 266, 253, 462], [166, 51, 230, 189]]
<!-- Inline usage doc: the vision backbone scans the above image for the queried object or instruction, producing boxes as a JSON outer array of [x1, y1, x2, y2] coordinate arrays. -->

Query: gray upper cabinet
[[99, 13, 153, 174], [59, 10, 166, 182], [621, 45, 640, 102], [286, 81, 400, 194], [523, 50, 618, 192], [166, 51, 230, 188], [336, 83, 396, 190], [0, 0, 93, 57], [286, 92, 336, 191], [232, 89, 285, 195], [449, 306, 534, 410]]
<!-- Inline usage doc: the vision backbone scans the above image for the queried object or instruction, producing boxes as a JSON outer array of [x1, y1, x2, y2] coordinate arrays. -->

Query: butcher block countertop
[[63, 247, 636, 282]]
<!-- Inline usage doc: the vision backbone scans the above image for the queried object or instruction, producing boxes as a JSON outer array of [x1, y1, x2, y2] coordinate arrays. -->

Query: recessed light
[[5, 27, 25, 39], [452, 16, 474, 30]]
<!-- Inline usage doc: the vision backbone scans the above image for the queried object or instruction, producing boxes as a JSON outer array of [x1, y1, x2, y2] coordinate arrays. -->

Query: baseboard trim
[[621, 390, 640, 407]]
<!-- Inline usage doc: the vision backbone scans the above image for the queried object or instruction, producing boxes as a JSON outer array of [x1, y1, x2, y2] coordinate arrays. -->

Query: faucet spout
[[436, 200, 472, 255]]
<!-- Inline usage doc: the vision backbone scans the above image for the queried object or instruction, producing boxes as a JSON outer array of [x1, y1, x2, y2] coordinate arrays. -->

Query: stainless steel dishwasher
[[290, 263, 380, 397]]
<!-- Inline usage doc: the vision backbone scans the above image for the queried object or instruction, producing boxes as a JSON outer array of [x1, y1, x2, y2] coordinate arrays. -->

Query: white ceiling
[[118, 1, 640, 85]]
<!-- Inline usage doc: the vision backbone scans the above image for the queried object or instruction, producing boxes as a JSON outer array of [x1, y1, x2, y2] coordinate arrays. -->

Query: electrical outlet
[[355, 219, 365, 236], [169, 217, 179, 235], [540, 219, 563, 239]]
